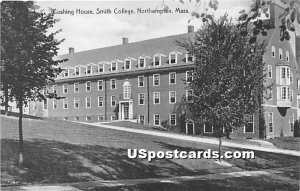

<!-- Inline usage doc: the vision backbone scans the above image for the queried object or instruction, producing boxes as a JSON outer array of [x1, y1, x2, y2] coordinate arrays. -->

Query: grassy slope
[[1, 115, 299, 189]]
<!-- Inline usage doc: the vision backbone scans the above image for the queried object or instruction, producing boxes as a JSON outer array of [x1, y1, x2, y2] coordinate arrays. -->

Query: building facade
[[29, 3, 299, 139]]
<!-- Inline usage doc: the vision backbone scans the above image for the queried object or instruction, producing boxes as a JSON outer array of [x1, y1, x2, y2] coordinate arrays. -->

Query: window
[[169, 53, 177, 64], [53, 85, 57, 94], [74, 82, 79, 93], [153, 74, 160, 86], [272, 46, 275, 58], [111, 116, 117, 120], [43, 87, 48, 95], [98, 64, 104, 73], [154, 114, 160, 126], [268, 87, 273, 100], [204, 123, 213, 133], [170, 114, 176, 125], [53, 99, 57, 109], [186, 53, 194, 62], [290, 72, 293, 84], [43, 99, 48, 110], [280, 86, 291, 100], [63, 84, 68, 94], [268, 65, 272, 78], [75, 66, 80, 76], [286, 51, 289, 62], [244, 114, 254, 133], [186, 71, 193, 83], [63, 98, 68, 109], [169, 91, 176, 104], [138, 76, 144, 87], [98, 115, 104, 121], [279, 48, 283, 60], [111, 79, 116, 89], [74, 98, 79, 108], [139, 57, 145, 68], [169, 72, 176, 84], [123, 83, 131, 99], [86, 65, 92, 75], [153, 92, 160, 104], [111, 95, 116, 107], [268, 112, 273, 132], [86, 81, 91, 92], [154, 55, 161, 66], [139, 93, 145, 105], [125, 59, 131, 70], [86, 116, 91, 121], [186, 90, 193, 101], [289, 114, 294, 132], [74, 117, 79, 121], [139, 115, 145, 124], [98, 96, 103, 107], [98, 80, 103, 91], [86, 97, 91, 108], [64, 69, 69, 77], [111, 62, 117, 71]]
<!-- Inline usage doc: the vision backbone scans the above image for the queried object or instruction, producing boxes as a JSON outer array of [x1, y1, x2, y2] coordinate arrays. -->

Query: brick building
[[29, 3, 299, 139]]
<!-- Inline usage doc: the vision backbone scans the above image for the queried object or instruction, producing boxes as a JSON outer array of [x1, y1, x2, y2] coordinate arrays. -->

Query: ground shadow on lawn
[[1, 139, 203, 186]]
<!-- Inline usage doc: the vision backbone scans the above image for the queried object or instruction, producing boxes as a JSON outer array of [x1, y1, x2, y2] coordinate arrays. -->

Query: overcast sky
[[37, 0, 298, 55]]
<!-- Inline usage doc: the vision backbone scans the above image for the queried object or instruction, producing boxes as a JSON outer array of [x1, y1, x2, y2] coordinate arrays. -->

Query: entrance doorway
[[186, 121, 194, 135], [119, 101, 133, 120]]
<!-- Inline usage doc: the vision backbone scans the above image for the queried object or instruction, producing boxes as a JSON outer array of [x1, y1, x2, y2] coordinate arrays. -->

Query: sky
[[37, 0, 299, 55]]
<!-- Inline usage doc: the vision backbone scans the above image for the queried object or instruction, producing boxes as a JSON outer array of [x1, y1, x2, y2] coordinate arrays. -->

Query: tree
[[1, 1, 63, 167], [180, 15, 267, 161]]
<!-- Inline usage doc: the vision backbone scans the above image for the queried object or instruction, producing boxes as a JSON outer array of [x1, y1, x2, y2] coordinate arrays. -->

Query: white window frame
[[169, 114, 176, 126], [98, 96, 103, 107], [74, 82, 79, 93], [153, 55, 161, 67], [74, 98, 79, 109], [138, 115, 145, 124], [63, 84, 68, 94], [154, 114, 160, 126], [86, 97, 91, 108], [286, 50, 289, 62], [111, 95, 116, 107], [75, 66, 80, 76], [268, 65, 272, 78], [169, 53, 177, 64], [271, 46, 275, 58], [186, 90, 193, 101], [280, 86, 291, 100], [186, 71, 193, 83], [98, 64, 104, 73], [86, 65, 92, 75], [53, 85, 57, 94], [244, 114, 254, 133], [124, 59, 131, 70], [186, 53, 194, 63], [98, 80, 103, 91], [123, 84, 131, 99], [139, 93, 145, 105], [169, 91, 176, 104], [153, 92, 160, 104], [138, 76, 144, 87], [86, 116, 91, 121], [63, 98, 68, 109], [153, 74, 160, 86], [204, 124, 213, 133], [64, 68, 69, 77], [279, 48, 283, 60], [86, 81, 91, 92], [268, 112, 273, 133], [111, 79, 116, 90], [169, 72, 176, 85], [139, 57, 146, 68], [111, 62, 117, 71]]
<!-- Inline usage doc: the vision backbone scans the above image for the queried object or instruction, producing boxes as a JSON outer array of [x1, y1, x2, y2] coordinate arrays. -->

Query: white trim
[[169, 114, 176, 126], [169, 72, 176, 85], [138, 75, 144, 87], [52, 99, 57, 109], [268, 112, 274, 133], [111, 62, 117, 72], [244, 114, 254, 133], [52, 85, 57, 94], [86, 116, 91, 121], [74, 82, 79, 93], [98, 63, 104, 73], [98, 115, 104, 121], [185, 52, 194, 63], [169, 91, 176, 104], [186, 89, 193, 101], [186, 71, 193, 83], [98, 96, 103, 107], [286, 50, 289, 62], [98, 80, 103, 91], [138, 93, 145, 105], [153, 55, 161, 67], [138, 115, 145, 124], [138, 57, 146, 68], [279, 48, 283, 60], [124, 59, 131, 70], [86, 81, 91, 92], [74, 97, 79, 109], [63, 84, 68, 94], [111, 95, 116, 107], [86, 97, 91, 108], [169, 52, 177, 64], [154, 114, 160, 126], [75, 66, 80, 76], [153, 92, 160, 104], [111, 79, 116, 90], [86, 64, 92, 75], [63, 98, 68, 109], [153, 74, 160, 86], [204, 124, 213, 133], [185, 121, 195, 135], [267, 65, 272, 78]]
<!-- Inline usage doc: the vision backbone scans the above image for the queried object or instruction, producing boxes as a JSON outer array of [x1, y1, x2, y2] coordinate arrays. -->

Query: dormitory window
[[153, 92, 160, 104], [169, 53, 177, 64], [111, 79, 116, 89], [86, 65, 92, 75], [280, 86, 291, 100], [86, 97, 91, 108], [139, 93, 145, 105], [154, 114, 160, 126], [98, 115, 104, 121], [98, 96, 103, 107], [74, 82, 79, 93], [98, 64, 104, 73], [204, 123, 213, 133], [268, 87, 273, 100], [139, 57, 145, 68], [64, 69, 69, 77], [63, 84, 68, 94], [289, 114, 294, 132], [186, 90, 193, 101], [98, 80, 103, 91], [53, 85, 57, 94], [43, 99, 48, 110], [268, 65, 272, 78], [86, 116, 91, 121], [53, 100, 57, 109], [111, 62, 117, 71], [75, 66, 80, 76], [138, 76, 144, 87], [286, 51, 289, 62], [86, 81, 91, 92], [123, 83, 131, 99], [170, 114, 176, 125], [268, 112, 273, 132], [186, 71, 193, 83], [74, 98, 79, 108], [186, 53, 194, 62], [125, 60, 131, 70], [169, 72, 176, 84], [279, 48, 282, 60], [244, 114, 254, 133], [154, 55, 160, 66], [272, 46, 275, 58], [111, 96, 116, 107], [63, 98, 68, 109], [169, 91, 176, 104], [153, 74, 160, 86], [139, 115, 145, 124]]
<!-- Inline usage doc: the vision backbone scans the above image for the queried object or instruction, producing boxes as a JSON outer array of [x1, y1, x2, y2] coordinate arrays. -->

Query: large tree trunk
[[18, 99, 24, 168]]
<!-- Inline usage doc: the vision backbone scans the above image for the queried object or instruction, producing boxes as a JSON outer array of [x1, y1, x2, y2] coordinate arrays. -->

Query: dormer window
[[86, 65, 92, 75], [64, 68, 69, 77], [153, 55, 161, 66], [169, 53, 177, 64], [139, 57, 145, 68], [98, 64, 104, 73], [111, 62, 117, 71], [75, 66, 80, 76], [125, 59, 131, 70], [186, 53, 194, 63]]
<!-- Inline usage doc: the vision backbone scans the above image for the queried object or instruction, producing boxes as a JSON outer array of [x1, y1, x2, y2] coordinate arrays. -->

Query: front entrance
[[119, 101, 133, 120], [123, 103, 129, 119], [186, 121, 194, 135]]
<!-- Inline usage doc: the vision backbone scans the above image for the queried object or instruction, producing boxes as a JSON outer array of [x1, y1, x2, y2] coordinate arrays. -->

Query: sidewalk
[[82, 122, 300, 157]]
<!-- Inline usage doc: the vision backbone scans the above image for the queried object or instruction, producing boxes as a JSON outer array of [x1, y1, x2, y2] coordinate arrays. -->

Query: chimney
[[69, 47, 74, 54], [122, 37, 128, 45], [188, 25, 194, 33]]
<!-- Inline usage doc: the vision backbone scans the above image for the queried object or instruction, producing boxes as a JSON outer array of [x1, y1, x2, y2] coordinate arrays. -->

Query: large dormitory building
[[29, 3, 300, 139]]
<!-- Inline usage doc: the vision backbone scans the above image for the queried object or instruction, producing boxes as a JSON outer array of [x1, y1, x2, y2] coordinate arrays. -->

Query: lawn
[[1, 115, 299, 190], [267, 137, 300, 151]]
